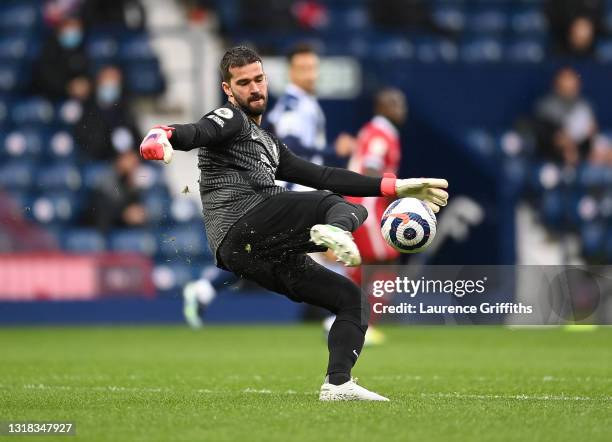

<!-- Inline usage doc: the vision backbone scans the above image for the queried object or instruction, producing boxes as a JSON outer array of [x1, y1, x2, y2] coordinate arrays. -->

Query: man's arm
[[276, 143, 449, 212], [139, 105, 244, 161], [276, 142, 382, 196]]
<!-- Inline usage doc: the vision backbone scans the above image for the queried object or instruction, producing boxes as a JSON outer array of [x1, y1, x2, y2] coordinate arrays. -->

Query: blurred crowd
[[211, 0, 612, 62], [1, 0, 611, 273]]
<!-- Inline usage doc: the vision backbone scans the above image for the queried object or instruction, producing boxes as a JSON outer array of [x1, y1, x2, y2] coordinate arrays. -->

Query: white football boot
[[310, 225, 361, 267], [182, 279, 217, 329], [319, 377, 389, 401]]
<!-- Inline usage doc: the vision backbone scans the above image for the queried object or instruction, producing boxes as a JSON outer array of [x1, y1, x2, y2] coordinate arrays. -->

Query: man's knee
[[349, 202, 368, 224]]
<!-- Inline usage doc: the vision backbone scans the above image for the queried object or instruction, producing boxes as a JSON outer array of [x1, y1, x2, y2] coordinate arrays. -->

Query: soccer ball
[[380, 198, 437, 253]]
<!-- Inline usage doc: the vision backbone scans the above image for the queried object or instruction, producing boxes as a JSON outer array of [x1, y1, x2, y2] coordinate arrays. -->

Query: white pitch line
[[418, 392, 612, 402], [3, 384, 610, 402]]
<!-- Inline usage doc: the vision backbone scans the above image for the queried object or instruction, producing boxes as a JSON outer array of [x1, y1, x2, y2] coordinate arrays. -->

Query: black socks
[[326, 201, 368, 232], [327, 317, 367, 386]]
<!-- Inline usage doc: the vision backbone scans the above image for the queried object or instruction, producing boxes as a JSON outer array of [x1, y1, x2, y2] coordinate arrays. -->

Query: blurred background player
[[323, 88, 407, 345], [267, 42, 356, 185]]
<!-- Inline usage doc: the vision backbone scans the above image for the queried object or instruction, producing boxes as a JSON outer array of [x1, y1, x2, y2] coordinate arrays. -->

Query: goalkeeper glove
[[380, 173, 449, 213], [140, 125, 175, 164]]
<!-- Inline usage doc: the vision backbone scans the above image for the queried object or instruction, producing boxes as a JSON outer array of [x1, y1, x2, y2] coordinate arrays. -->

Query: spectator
[[43, 0, 83, 28], [545, 0, 605, 57], [81, 0, 146, 30], [31, 15, 91, 101], [74, 66, 142, 161], [81, 150, 148, 232], [533, 67, 598, 166]]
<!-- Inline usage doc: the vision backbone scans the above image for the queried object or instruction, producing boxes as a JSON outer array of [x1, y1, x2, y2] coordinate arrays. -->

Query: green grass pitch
[[1, 325, 610, 441]]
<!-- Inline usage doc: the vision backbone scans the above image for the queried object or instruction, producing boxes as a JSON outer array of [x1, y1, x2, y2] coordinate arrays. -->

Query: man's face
[[289, 52, 319, 94], [223, 62, 268, 117], [388, 94, 407, 126], [555, 69, 580, 100]]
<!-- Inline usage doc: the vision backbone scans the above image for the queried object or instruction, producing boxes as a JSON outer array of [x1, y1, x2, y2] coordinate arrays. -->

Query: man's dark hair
[[219, 46, 262, 82], [287, 42, 318, 63]]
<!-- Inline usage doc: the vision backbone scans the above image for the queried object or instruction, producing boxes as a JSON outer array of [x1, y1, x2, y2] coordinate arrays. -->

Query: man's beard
[[234, 93, 267, 117]]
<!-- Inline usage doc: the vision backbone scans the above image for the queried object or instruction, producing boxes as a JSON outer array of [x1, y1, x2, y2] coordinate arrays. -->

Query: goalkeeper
[[140, 46, 448, 401]]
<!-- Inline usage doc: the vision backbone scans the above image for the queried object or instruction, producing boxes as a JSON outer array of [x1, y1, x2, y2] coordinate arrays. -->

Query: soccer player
[[140, 46, 449, 401], [346, 88, 407, 282], [323, 88, 407, 345], [266, 43, 355, 181]]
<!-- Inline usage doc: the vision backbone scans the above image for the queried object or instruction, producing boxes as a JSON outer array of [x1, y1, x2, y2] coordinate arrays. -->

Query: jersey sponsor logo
[[207, 114, 225, 127], [214, 108, 234, 119]]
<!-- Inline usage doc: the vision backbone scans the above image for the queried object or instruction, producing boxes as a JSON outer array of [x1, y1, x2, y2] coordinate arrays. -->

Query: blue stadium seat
[[36, 162, 82, 192], [505, 39, 545, 63], [1, 128, 44, 158], [0, 64, 20, 92], [0, 35, 28, 60], [62, 228, 107, 253], [86, 34, 119, 62], [134, 162, 165, 191], [369, 36, 414, 61], [28, 192, 80, 225], [433, 5, 466, 33], [55, 99, 84, 126], [82, 163, 113, 189], [124, 61, 165, 95], [45, 130, 77, 160], [414, 38, 458, 63], [595, 39, 612, 63], [119, 33, 157, 61], [540, 190, 565, 229], [0, 96, 10, 126], [465, 129, 496, 157], [157, 223, 210, 259], [577, 164, 612, 189], [0, 159, 35, 190], [327, 6, 369, 32], [580, 222, 606, 258], [110, 229, 158, 255], [605, 8, 612, 33], [465, 8, 509, 34], [152, 261, 196, 294], [510, 8, 547, 34], [0, 3, 38, 31], [11, 97, 54, 125], [143, 192, 171, 225], [170, 197, 201, 224], [461, 37, 503, 62]]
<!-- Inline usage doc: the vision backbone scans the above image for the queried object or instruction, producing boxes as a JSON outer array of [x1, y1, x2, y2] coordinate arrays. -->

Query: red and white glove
[[381, 173, 449, 213], [140, 125, 174, 164]]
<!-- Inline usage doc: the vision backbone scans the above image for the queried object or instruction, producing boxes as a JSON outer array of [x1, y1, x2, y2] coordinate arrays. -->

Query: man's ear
[[222, 81, 233, 98]]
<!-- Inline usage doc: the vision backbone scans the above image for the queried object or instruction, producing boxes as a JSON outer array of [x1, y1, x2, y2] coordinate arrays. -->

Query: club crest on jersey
[[214, 108, 234, 119]]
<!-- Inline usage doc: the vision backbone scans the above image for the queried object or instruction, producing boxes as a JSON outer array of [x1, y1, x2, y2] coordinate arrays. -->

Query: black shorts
[[218, 190, 338, 265], [217, 190, 367, 317]]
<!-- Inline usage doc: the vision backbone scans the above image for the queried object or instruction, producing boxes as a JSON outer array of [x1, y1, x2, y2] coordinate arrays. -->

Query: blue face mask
[[97, 83, 121, 105], [59, 29, 83, 49]]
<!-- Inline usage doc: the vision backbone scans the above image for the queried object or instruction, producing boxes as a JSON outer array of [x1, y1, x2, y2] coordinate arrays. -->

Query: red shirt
[[346, 116, 402, 266]]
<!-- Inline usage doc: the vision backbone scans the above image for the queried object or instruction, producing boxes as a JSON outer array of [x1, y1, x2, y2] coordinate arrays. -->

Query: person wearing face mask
[[74, 66, 142, 161], [31, 16, 91, 101]]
